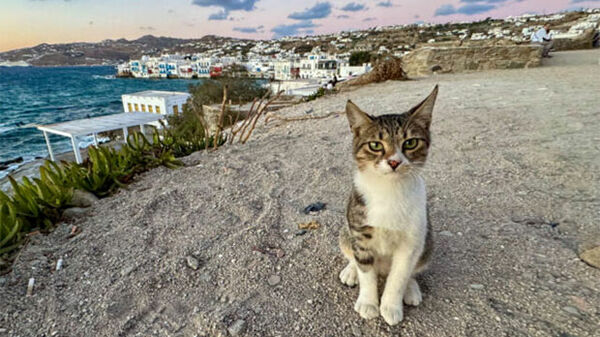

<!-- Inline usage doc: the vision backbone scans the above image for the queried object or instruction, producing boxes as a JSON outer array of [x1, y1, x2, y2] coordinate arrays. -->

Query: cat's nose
[[388, 160, 400, 170]]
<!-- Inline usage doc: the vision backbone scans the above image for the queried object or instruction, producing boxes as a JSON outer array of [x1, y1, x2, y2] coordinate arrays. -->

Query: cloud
[[208, 10, 229, 20], [363, 17, 376, 22], [434, 4, 456, 16], [460, 0, 507, 2], [233, 25, 264, 33], [434, 3, 496, 16], [191, 0, 258, 11], [288, 2, 332, 20], [458, 3, 495, 14], [377, 1, 393, 7], [341, 2, 366, 12], [193, 0, 259, 20], [272, 20, 318, 37], [168, 9, 175, 14], [571, 0, 600, 2], [337, 14, 350, 19], [139, 26, 155, 31]]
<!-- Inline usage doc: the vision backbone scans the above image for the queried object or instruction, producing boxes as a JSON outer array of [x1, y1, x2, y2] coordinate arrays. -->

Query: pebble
[[439, 230, 454, 237], [187, 256, 200, 270], [470, 284, 484, 290], [267, 275, 281, 286], [227, 319, 246, 336], [295, 229, 307, 236], [562, 306, 579, 315], [579, 246, 600, 269]]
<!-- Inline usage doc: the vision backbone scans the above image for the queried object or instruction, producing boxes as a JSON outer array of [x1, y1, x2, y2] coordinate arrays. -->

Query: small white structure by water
[[121, 91, 190, 116], [36, 112, 164, 164]]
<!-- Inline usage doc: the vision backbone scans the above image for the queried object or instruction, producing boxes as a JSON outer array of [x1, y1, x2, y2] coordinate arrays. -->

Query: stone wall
[[553, 29, 598, 51], [402, 45, 543, 78]]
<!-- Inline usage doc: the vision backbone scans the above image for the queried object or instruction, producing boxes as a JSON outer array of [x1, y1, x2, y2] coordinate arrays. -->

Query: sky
[[0, 0, 598, 52]]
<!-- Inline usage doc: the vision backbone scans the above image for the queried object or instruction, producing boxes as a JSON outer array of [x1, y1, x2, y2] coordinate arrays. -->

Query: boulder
[[70, 189, 99, 208]]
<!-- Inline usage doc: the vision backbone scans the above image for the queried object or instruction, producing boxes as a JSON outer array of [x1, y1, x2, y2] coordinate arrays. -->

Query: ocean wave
[[0, 126, 16, 134], [92, 75, 116, 80]]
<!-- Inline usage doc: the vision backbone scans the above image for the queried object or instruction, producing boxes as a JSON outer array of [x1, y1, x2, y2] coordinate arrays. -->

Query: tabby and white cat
[[339, 86, 438, 325]]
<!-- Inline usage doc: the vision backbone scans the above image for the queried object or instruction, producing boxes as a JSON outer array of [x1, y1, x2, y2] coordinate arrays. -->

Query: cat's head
[[345, 85, 438, 176]]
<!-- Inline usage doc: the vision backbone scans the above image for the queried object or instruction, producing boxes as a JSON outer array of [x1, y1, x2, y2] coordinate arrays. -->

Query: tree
[[349, 51, 371, 66]]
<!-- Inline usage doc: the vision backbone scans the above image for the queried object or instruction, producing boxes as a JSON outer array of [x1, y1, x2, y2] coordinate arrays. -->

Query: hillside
[[1, 49, 599, 336], [1, 9, 597, 67], [0, 35, 252, 66]]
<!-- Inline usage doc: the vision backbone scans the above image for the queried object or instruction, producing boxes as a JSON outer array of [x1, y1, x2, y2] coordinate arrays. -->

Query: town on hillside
[[115, 9, 600, 81]]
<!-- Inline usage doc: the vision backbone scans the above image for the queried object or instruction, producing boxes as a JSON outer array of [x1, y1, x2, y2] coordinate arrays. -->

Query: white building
[[122, 91, 191, 117], [338, 63, 372, 78]]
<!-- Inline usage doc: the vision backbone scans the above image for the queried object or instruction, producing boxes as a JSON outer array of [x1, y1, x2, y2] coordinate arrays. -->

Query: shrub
[[168, 78, 267, 142], [306, 87, 327, 101], [0, 127, 217, 263], [350, 51, 372, 66]]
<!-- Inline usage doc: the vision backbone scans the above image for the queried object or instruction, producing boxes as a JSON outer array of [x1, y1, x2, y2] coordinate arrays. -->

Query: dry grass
[[338, 57, 407, 89]]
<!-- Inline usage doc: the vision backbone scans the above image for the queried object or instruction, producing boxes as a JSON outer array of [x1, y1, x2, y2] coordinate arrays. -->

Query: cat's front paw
[[339, 263, 357, 287], [354, 299, 379, 319], [380, 304, 403, 326]]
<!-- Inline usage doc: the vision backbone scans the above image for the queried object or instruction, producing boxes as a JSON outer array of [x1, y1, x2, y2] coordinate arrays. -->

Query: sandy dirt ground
[[1, 50, 599, 337]]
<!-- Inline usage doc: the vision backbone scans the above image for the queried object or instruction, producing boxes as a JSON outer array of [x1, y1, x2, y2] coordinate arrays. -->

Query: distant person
[[531, 24, 554, 58], [332, 75, 338, 87]]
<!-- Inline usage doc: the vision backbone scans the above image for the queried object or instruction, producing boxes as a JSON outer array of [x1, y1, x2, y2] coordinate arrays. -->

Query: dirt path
[[1, 50, 599, 337]]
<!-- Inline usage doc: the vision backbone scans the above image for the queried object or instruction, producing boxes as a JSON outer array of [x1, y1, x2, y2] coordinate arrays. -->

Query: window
[[134, 104, 139, 111], [141, 104, 146, 112], [148, 105, 153, 113], [173, 105, 179, 115], [156, 106, 161, 114], [127, 103, 132, 112]]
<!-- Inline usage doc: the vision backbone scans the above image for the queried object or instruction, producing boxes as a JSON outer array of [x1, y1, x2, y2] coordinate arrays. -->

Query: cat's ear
[[346, 100, 372, 135], [407, 85, 438, 130]]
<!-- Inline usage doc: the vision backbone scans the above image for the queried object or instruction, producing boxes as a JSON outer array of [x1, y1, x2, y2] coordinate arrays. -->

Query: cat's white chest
[[355, 172, 427, 232]]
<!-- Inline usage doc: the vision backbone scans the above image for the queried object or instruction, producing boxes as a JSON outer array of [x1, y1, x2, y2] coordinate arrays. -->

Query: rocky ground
[[1, 49, 599, 337]]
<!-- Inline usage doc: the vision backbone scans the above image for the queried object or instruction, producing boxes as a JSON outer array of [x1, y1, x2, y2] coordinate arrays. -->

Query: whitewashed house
[[338, 62, 372, 78], [122, 91, 191, 118]]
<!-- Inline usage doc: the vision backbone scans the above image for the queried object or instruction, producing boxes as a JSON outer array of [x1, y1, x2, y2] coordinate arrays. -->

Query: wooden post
[[43, 131, 55, 161], [122, 127, 129, 142], [93, 133, 99, 146]]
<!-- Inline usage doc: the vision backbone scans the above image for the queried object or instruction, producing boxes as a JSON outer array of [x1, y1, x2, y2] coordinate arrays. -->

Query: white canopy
[[36, 112, 164, 164]]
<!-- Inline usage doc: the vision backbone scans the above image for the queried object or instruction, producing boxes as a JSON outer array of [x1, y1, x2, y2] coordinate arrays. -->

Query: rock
[[470, 284, 484, 290], [562, 306, 579, 315], [579, 246, 600, 269], [227, 319, 246, 336], [70, 190, 99, 208], [0, 156, 24, 166], [303, 202, 326, 214], [186, 256, 200, 270], [295, 229, 307, 236], [439, 230, 454, 237], [267, 275, 281, 286], [62, 207, 90, 219]]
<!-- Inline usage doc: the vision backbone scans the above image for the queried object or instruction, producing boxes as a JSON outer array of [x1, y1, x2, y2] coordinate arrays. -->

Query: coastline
[[0, 140, 121, 192]]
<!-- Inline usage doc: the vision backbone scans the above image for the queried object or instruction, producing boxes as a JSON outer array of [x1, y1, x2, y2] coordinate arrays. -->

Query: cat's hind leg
[[339, 229, 358, 287], [339, 262, 358, 287], [403, 278, 422, 306]]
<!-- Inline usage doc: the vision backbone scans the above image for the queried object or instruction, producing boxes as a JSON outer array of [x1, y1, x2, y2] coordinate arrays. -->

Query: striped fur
[[339, 85, 438, 325]]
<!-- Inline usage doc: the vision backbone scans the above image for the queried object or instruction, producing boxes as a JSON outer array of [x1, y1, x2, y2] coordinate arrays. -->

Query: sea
[[0, 66, 201, 179]]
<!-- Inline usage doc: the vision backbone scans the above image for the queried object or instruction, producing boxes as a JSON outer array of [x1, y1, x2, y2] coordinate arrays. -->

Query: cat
[[338, 85, 438, 326]]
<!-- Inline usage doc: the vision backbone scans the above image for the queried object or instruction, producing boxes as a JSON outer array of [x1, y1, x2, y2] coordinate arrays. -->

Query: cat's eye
[[368, 142, 384, 152], [403, 138, 419, 150]]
